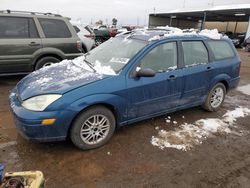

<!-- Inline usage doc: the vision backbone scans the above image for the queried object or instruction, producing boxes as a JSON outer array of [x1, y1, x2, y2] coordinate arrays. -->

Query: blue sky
[[1, 0, 250, 25]]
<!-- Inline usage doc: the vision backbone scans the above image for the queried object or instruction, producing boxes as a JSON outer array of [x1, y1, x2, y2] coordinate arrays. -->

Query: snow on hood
[[17, 56, 116, 100], [151, 107, 250, 151], [148, 26, 225, 41]]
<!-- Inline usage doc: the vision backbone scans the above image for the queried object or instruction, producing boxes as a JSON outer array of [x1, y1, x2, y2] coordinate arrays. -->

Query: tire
[[82, 44, 87, 54], [202, 83, 226, 112], [70, 106, 116, 150], [95, 37, 104, 46], [35, 56, 60, 70], [245, 45, 250, 52]]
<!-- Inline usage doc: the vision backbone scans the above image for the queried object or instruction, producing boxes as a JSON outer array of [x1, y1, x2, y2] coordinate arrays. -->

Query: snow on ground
[[151, 107, 250, 151], [237, 84, 250, 96]]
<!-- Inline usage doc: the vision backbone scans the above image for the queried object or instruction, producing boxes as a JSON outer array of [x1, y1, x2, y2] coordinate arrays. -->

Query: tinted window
[[0, 17, 38, 38], [208, 41, 235, 60], [73, 25, 80, 33], [182, 41, 208, 67], [39, 18, 71, 38], [85, 26, 94, 34], [140, 42, 177, 72]]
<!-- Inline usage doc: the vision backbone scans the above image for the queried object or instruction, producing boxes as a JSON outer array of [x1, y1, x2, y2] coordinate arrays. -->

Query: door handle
[[29, 42, 40, 46], [167, 75, 177, 81]]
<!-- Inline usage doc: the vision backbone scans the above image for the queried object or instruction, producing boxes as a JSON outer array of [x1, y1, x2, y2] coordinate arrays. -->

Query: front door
[[126, 41, 182, 120], [0, 16, 41, 74]]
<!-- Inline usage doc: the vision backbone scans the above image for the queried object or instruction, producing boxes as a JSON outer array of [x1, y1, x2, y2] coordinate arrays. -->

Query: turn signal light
[[41, 118, 56, 125]]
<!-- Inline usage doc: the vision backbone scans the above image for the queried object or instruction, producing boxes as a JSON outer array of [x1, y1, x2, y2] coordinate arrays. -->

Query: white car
[[71, 23, 95, 53]]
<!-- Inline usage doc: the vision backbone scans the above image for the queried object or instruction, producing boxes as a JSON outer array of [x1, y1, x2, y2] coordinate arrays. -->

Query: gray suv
[[0, 10, 83, 75]]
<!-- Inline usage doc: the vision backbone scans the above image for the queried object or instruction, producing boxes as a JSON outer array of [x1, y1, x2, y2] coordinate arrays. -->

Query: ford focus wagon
[[9, 28, 241, 150]]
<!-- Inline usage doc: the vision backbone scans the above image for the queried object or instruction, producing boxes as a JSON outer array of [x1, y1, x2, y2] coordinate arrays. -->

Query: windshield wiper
[[84, 59, 96, 73]]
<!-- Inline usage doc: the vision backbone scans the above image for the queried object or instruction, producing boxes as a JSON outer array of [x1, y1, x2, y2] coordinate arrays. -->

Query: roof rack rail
[[0, 10, 62, 17]]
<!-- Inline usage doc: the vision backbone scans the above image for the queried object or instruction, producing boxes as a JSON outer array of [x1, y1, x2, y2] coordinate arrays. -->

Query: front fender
[[67, 94, 128, 125]]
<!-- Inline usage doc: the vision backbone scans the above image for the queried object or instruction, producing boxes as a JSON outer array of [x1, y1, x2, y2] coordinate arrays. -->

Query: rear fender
[[208, 74, 230, 91]]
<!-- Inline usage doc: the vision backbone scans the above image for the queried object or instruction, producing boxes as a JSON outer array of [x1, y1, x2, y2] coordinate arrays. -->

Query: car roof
[[118, 28, 227, 42], [0, 10, 67, 19]]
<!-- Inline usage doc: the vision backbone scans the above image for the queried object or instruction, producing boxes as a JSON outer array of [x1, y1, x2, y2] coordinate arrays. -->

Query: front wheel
[[35, 56, 60, 70], [70, 106, 116, 150], [203, 83, 226, 112]]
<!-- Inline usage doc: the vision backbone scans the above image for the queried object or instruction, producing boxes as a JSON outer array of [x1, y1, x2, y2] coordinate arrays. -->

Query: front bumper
[[9, 89, 75, 142]]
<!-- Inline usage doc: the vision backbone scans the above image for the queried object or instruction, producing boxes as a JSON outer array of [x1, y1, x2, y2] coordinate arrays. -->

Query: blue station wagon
[[9, 29, 241, 150]]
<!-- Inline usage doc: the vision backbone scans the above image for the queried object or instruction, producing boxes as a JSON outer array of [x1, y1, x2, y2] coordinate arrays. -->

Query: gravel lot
[[0, 49, 250, 188]]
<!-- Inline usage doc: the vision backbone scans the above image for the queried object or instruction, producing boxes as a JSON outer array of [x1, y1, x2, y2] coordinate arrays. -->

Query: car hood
[[17, 57, 115, 100]]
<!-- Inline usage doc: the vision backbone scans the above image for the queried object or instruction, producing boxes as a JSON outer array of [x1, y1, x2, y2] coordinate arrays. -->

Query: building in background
[[149, 4, 250, 39]]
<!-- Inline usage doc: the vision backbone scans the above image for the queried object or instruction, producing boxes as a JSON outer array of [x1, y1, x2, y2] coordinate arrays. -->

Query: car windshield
[[85, 37, 147, 73]]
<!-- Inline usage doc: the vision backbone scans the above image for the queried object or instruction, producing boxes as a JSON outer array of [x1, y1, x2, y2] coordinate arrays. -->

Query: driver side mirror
[[135, 68, 156, 77]]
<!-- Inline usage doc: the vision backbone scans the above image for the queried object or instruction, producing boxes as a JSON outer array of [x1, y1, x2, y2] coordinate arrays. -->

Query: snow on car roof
[[120, 26, 226, 42]]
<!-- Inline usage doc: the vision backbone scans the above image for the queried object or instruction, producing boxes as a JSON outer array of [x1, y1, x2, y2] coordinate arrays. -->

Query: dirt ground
[[0, 49, 250, 188]]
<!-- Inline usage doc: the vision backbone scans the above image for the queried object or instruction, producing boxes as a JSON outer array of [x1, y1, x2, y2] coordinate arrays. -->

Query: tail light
[[84, 34, 96, 40], [109, 31, 117, 37], [76, 40, 82, 51]]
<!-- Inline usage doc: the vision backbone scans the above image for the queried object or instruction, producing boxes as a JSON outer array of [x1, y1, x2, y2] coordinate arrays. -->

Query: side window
[[182, 41, 208, 67], [28, 19, 39, 38], [38, 18, 71, 38], [140, 42, 177, 72], [207, 41, 235, 60], [0, 17, 38, 38]]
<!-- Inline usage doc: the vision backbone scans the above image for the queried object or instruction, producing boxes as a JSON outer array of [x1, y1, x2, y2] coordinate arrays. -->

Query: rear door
[[179, 40, 211, 106], [38, 18, 80, 56], [126, 41, 183, 119], [0, 16, 42, 73]]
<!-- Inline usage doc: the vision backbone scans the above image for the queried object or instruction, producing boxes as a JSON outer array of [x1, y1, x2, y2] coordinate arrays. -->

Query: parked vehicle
[[9, 29, 240, 150], [244, 36, 250, 52], [93, 26, 117, 46], [71, 22, 95, 53], [0, 10, 82, 76], [222, 31, 245, 47]]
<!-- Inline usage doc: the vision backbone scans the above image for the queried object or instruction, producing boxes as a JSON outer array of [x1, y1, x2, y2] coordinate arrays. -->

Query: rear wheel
[[245, 44, 250, 52], [35, 56, 60, 70], [95, 37, 104, 46], [202, 83, 226, 112], [70, 106, 116, 150]]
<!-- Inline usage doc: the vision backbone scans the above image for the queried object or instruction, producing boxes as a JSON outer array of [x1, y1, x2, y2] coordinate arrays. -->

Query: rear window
[[0, 16, 38, 38], [38, 18, 71, 38], [207, 41, 235, 60], [182, 41, 209, 67], [73, 25, 80, 33], [85, 26, 94, 34]]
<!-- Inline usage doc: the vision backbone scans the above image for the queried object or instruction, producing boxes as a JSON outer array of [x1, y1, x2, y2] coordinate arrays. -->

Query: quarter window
[[207, 41, 235, 60], [0, 17, 38, 38], [39, 18, 71, 38], [140, 42, 177, 72], [182, 41, 208, 67]]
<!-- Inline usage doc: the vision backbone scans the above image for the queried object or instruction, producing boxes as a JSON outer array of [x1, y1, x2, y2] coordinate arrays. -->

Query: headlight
[[22, 94, 62, 111]]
